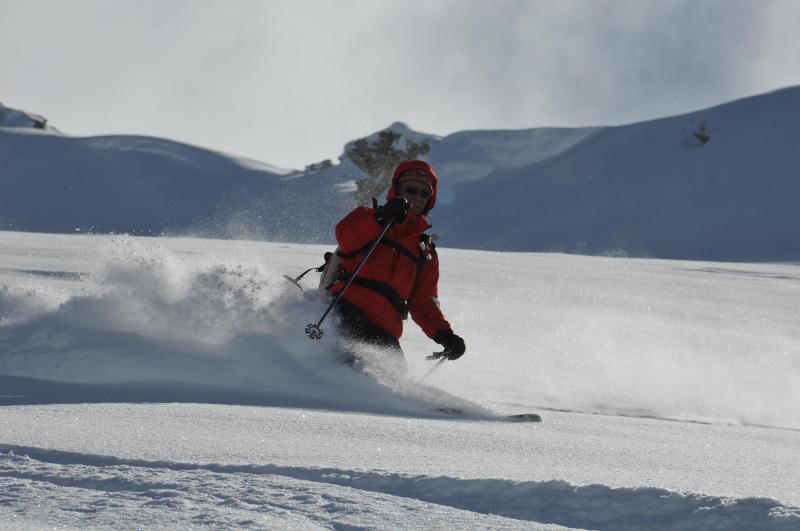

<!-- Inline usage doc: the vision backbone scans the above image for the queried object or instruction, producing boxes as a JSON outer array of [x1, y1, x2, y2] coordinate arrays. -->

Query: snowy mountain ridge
[[2, 86, 799, 259]]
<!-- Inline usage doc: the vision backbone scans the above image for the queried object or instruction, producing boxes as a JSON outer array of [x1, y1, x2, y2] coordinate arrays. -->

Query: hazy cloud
[[2, 0, 798, 168]]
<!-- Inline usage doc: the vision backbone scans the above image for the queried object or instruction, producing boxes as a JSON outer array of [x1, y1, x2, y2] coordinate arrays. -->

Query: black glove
[[375, 197, 411, 226], [433, 329, 466, 360]]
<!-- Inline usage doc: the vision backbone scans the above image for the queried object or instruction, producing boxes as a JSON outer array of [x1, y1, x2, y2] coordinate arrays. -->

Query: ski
[[505, 413, 542, 423], [434, 408, 542, 423]]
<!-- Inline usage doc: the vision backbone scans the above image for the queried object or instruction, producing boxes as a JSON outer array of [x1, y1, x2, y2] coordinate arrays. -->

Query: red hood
[[386, 160, 439, 214]]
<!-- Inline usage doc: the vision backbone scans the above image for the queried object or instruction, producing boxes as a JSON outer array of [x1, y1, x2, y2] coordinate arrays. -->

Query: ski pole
[[422, 353, 448, 379], [305, 217, 396, 340]]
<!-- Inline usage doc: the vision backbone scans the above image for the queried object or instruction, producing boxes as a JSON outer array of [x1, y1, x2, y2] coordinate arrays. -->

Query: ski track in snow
[[1, 447, 797, 531], [0, 450, 555, 530]]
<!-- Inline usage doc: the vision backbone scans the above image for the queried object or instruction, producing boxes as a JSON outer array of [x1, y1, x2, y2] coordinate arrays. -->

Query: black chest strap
[[337, 235, 433, 270], [349, 276, 409, 320]]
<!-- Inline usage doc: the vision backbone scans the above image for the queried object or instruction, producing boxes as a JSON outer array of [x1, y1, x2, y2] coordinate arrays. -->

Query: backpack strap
[[337, 234, 434, 270]]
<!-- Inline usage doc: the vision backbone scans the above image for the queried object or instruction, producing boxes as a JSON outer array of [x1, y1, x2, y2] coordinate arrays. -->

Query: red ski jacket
[[331, 161, 452, 340]]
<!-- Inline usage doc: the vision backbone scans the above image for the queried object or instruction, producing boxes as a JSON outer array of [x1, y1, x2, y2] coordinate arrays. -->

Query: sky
[[2, 0, 800, 170]]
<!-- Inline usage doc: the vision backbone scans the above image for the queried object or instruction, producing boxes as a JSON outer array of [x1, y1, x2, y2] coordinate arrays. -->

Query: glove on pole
[[305, 216, 397, 340], [433, 329, 466, 360]]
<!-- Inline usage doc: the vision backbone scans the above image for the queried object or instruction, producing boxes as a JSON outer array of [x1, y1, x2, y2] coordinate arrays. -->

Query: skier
[[329, 160, 466, 367]]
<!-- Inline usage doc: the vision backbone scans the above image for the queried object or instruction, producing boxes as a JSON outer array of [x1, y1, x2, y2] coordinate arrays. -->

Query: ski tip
[[505, 413, 542, 423], [432, 409, 542, 423], [434, 407, 465, 417]]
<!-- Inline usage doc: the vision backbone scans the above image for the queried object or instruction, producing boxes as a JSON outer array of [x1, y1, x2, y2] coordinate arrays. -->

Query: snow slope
[[1, 230, 798, 529], [433, 87, 800, 260], [3, 87, 799, 260], [0, 127, 303, 237]]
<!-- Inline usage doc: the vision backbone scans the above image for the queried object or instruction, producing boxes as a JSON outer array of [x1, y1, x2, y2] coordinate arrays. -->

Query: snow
[[2, 404, 798, 530], [431, 126, 599, 185], [3, 86, 799, 259], [1, 230, 798, 529], [0, 128, 299, 237], [432, 87, 800, 260]]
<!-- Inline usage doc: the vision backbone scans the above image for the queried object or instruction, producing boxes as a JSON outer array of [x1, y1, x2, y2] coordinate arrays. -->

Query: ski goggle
[[399, 185, 431, 199]]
